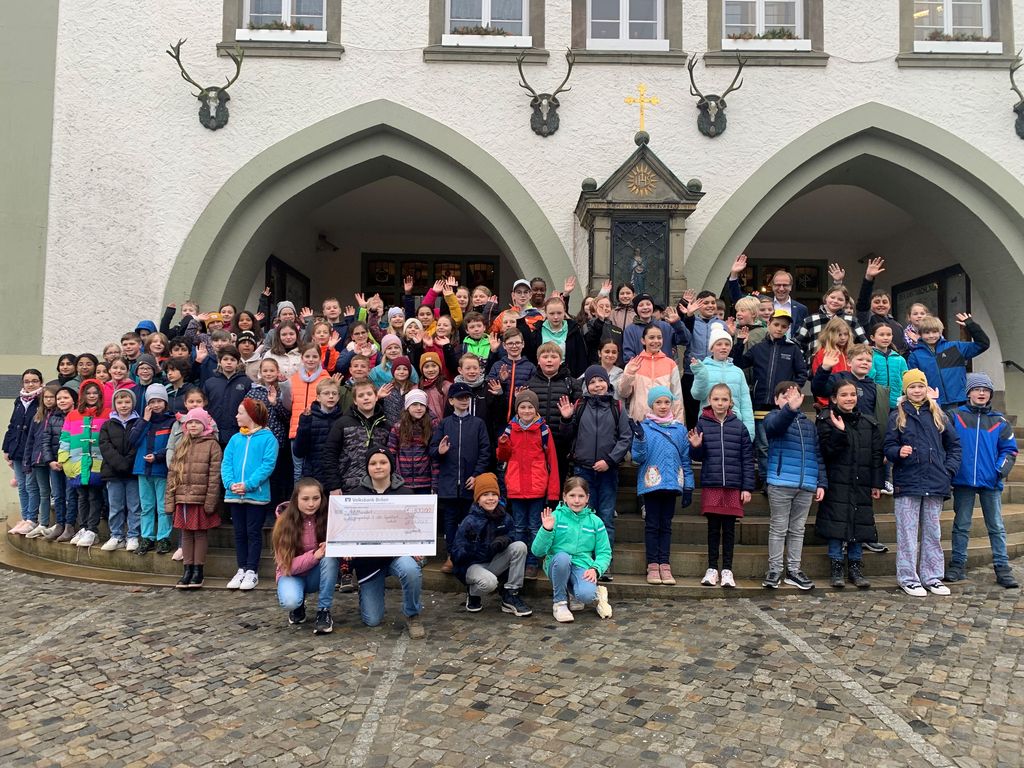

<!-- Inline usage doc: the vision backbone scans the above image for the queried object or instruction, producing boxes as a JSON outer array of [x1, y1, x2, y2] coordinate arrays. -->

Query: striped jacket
[[58, 410, 109, 486]]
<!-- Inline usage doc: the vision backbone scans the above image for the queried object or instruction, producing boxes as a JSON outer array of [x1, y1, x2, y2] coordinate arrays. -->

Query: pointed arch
[[165, 99, 570, 310]]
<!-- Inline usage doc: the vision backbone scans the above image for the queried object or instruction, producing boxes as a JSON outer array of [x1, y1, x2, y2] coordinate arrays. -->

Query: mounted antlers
[[516, 48, 575, 137], [1012, 50, 1024, 139], [166, 38, 244, 131], [687, 53, 746, 138]]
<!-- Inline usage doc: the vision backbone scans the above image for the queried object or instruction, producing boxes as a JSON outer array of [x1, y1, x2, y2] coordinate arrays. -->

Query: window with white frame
[[724, 0, 803, 39], [913, 0, 992, 40], [587, 0, 668, 51], [239, 0, 327, 40], [446, 0, 530, 36]]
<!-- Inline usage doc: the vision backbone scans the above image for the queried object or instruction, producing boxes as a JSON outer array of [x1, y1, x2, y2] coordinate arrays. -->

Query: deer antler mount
[[166, 38, 244, 131]]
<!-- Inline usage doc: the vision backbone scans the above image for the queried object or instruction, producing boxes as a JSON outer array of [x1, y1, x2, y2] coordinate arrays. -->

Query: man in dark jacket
[[450, 473, 532, 616], [322, 381, 391, 494], [202, 346, 252, 447]]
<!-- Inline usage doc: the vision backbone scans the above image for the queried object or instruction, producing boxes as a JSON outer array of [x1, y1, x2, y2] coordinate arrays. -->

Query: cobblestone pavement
[[0, 565, 1021, 768]]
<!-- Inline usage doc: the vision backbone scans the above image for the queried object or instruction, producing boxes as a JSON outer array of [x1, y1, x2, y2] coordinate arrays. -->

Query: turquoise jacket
[[690, 357, 754, 438], [530, 502, 612, 577], [221, 427, 279, 505], [870, 348, 908, 409]]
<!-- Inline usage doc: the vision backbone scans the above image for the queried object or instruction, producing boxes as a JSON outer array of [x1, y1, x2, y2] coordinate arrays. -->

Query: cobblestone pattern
[[0, 563, 1020, 767]]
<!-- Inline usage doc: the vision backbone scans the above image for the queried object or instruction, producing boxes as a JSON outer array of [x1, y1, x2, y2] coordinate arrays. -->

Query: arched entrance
[[686, 102, 1024, 408], [165, 99, 572, 311]]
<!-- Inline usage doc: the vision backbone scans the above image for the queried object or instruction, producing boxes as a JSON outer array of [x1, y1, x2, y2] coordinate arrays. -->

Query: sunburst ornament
[[628, 162, 658, 197]]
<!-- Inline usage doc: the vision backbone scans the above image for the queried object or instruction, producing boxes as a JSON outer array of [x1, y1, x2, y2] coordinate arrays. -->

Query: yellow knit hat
[[902, 369, 928, 393]]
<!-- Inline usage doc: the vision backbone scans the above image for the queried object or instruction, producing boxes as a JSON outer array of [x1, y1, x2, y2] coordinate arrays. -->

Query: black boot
[[830, 559, 845, 589], [175, 565, 194, 589], [136, 537, 153, 555], [188, 565, 204, 589], [847, 560, 871, 589], [994, 565, 1019, 589]]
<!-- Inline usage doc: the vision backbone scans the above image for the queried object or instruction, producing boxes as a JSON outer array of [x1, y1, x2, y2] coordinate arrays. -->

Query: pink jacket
[[617, 350, 685, 423], [275, 514, 321, 581]]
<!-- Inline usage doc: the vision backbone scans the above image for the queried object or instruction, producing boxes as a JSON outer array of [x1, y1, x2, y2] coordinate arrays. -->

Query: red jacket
[[496, 418, 560, 501]]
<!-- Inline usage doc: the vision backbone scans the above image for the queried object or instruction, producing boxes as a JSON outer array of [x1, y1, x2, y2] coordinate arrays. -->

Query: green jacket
[[530, 502, 612, 577]]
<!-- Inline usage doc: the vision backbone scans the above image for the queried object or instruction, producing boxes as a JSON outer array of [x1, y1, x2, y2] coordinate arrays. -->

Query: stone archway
[[685, 102, 1024, 410], [165, 99, 572, 312]]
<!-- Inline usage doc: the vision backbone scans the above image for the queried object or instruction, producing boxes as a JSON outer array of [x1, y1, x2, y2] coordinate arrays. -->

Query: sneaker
[[943, 562, 966, 582], [646, 564, 662, 585], [313, 609, 334, 635], [762, 571, 782, 589], [100, 536, 122, 551], [171, 547, 184, 561], [44, 524, 63, 541], [552, 601, 574, 623], [239, 570, 258, 590], [925, 582, 951, 596], [338, 563, 356, 593], [863, 542, 889, 554], [784, 570, 814, 590], [76, 530, 97, 548], [465, 593, 483, 612], [69, 528, 84, 545], [56, 524, 75, 543], [700, 568, 719, 587], [524, 565, 539, 580], [568, 596, 585, 612], [25, 524, 48, 539], [595, 585, 612, 619], [901, 582, 927, 597], [125, 537, 139, 552], [9, 520, 33, 535], [155, 538, 171, 555], [881, 481, 894, 495], [405, 615, 426, 639], [225, 568, 245, 589], [598, 572, 614, 583], [288, 605, 306, 625], [659, 564, 676, 585], [995, 565, 1020, 589], [720, 569, 736, 589], [500, 590, 533, 617], [135, 537, 153, 555]]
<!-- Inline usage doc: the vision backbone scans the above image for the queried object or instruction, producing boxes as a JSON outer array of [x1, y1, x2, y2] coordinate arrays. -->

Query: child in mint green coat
[[690, 326, 754, 439]]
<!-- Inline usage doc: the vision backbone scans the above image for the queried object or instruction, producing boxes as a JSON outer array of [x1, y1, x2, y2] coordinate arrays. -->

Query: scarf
[[19, 386, 42, 404], [299, 366, 324, 383], [502, 416, 550, 444], [645, 412, 677, 426]]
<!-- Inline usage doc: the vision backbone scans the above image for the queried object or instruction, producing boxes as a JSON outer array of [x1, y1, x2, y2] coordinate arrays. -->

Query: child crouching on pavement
[[531, 477, 613, 623], [450, 472, 533, 616]]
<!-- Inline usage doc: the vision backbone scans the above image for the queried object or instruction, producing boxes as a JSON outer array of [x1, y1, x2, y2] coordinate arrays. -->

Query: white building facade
[[5, 1, 1024, 405]]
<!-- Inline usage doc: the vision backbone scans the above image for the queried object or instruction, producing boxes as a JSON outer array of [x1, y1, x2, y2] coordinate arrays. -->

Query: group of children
[[3, 257, 1019, 634]]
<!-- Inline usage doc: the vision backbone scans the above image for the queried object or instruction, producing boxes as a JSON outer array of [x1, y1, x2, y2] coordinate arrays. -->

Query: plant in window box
[[926, 30, 997, 43], [443, 23, 530, 48], [248, 20, 316, 31], [722, 27, 810, 51], [914, 29, 1002, 54], [726, 28, 797, 41], [451, 25, 510, 36]]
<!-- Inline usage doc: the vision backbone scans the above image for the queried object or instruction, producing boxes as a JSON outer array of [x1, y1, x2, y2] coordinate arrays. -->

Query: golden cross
[[624, 84, 660, 132]]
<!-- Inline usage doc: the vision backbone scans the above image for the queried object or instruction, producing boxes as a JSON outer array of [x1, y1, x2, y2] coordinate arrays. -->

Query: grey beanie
[[276, 300, 297, 318], [966, 372, 994, 394], [145, 383, 169, 403]]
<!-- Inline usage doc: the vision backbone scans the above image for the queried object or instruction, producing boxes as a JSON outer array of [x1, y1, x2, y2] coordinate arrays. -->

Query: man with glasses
[[728, 254, 808, 334]]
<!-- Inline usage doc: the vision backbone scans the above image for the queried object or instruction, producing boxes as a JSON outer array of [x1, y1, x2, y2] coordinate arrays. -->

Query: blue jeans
[[12, 461, 40, 523], [828, 538, 862, 560], [106, 478, 142, 539], [30, 466, 54, 526], [358, 556, 422, 627], [40, 467, 74, 526], [290, 440, 305, 485], [547, 551, 598, 605], [277, 557, 339, 612], [509, 498, 545, 568], [138, 476, 170, 540], [574, 465, 618, 550], [952, 487, 1009, 568]]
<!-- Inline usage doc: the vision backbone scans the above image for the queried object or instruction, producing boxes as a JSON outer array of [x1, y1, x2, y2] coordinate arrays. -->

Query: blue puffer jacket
[[450, 503, 517, 582], [632, 418, 694, 496], [221, 427, 280, 504], [130, 411, 175, 477], [906, 321, 989, 406], [763, 404, 825, 492], [690, 407, 756, 491], [949, 404, 1018, 490], [429, 412, 491, 500], [884, 401, 961, 498]]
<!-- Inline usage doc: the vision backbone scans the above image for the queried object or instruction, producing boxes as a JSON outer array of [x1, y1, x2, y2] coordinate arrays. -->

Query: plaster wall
[[42, 0, 1024, 352]]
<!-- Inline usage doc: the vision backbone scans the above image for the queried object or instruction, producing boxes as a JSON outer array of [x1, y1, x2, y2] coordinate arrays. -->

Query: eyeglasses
[[772, 283, 791, 289]]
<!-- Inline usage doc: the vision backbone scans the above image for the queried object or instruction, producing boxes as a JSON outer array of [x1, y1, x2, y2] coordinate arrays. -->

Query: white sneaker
[[9, 520, 33, 535], [25, 524, 48, 539], [100, 536, 122, 551], [701, 568, 719, 586], [225, 569, 245, 589], [720, 569, 736, 589], [125, 537, 139, 552], [595, 585, 612, 619], [901, 582, 927, 597], [926, 582, 951, 596], [171, 547, 183, 561], [43, 524, 60, 538], [552, 601, 574, 623], [69, 528, 84, 545], [76, 530, 97, 548], [568, 597, 585, 612], [239, 570, 258, 591]]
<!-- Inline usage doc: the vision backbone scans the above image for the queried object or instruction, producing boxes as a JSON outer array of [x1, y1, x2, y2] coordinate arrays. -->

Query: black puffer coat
[[526, 367, 582, 447], [690, 408, 756, 491], [322, 404, 391, 493], [293, 402, 343, 485], [815, 407, 883, 543]]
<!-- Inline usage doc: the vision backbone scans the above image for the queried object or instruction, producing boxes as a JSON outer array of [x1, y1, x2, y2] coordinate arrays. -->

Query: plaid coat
[[794, 311, 868, 361]]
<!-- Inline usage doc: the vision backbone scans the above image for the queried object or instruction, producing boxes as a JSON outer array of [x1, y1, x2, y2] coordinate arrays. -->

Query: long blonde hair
[[817, 317, 851, 357], [894, 395, 946, 433]]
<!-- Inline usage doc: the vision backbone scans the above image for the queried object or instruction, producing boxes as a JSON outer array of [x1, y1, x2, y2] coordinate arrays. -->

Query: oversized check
[[326, 494, 437, 557]]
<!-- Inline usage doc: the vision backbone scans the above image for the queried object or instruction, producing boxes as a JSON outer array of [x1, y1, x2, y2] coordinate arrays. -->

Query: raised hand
[[328, 330, 341, 349], [432, 279, 445, 293], [407, 326, 422, 343], [828, 262, 845, 284], [786, 387, 803, 411], [438, 435, 450, 455], [829, 410, 845, 431], [378, 381, 394, 399], [488, 332, 501, 352], [403, 275, 414, 293], [906, 328, 920, 344], [262, 286, 272, 297], [927, 386, 940, 401], [625, 357, 642, 375], [197, 311, 210, 322], [354, 292, 367, 308], [730, 253, 747, 277], [331, 373, 344, 384], [487, 379, 503, 395], [498, 364, 510, 382], [737, 325, 750, 341], [195, 345, 209, 364], [865, 256, 886, 280], [563, 275, 576, 295], [687, 428, 703, 447], [682, 288, 697, 306], [663, 305, 679, 323], [601, 279, 613, 295], [441, 280, 454, 296], [446, 275, 458, 290], [557, 395, 574, 419], [299, 307, 314, 321], [725, 317, 736, 336], [540, 507, 555, 531], [955, 313, 972, 326], [821, 349, 841, 371], [689, 357, 701, 369], [254, 311, 266, 322]]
